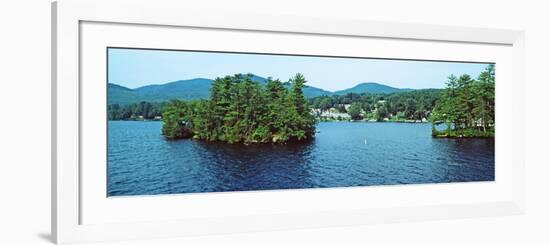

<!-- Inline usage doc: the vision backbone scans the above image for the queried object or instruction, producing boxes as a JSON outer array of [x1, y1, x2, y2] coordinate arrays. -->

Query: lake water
[[108, 121, 494, 196]]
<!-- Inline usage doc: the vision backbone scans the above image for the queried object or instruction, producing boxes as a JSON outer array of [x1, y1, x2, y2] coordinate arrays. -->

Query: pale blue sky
[[108, 48, 491, 91]]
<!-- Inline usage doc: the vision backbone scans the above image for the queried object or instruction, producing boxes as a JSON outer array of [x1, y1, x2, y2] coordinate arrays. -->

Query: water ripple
[[108, 121, 495, 196]]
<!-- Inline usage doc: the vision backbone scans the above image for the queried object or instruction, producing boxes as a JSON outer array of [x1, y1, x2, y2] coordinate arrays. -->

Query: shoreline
[[431, 128, 495, 139], [107, 120, 495, 138]]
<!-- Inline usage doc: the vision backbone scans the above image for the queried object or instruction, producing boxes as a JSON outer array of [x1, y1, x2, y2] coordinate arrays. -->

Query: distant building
[[321, 111, 351, 119]]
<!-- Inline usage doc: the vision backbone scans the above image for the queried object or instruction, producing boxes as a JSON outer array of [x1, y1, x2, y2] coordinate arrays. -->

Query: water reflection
[[193, 141, 317, 192]]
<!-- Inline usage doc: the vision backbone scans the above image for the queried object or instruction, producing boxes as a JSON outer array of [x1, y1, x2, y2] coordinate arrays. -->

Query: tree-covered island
[[161, 73, 316, 144], [430, 64, 495, 138]]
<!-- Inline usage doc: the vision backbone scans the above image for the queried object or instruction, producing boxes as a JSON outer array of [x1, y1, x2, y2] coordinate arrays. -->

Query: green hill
[[108, 75, 334, 105], [334, 82, 413, 95]]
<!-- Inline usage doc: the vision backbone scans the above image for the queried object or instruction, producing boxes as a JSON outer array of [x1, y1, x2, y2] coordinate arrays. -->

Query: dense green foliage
[[161, 74, 316, 143], [108, 101, 164, 120], [309, 89, 441, 121], [347, 102, 363, 120], [431, 64, 495, 137]]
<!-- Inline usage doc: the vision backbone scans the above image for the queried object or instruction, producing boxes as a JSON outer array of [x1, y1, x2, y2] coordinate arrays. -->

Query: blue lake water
[[108, 121, 494, 196]]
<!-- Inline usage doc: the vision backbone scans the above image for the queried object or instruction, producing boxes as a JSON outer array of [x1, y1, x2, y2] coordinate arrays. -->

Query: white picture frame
[[52, 0, 525, 244]]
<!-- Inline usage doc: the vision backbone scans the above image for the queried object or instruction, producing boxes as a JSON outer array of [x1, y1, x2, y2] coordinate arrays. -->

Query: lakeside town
[[312, 102, 429, 123], [123, 104, 430, 123]]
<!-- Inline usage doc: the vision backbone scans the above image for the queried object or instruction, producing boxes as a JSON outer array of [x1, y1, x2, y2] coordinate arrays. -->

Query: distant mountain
[[135, 78, 213, 102], [334, 82, 413, 95], [108, 83, 146, 105], [108, 74, 334, 105], [108, 79, 213, 105], [108, 77, 415, 105], [281, 81, 333, 97]]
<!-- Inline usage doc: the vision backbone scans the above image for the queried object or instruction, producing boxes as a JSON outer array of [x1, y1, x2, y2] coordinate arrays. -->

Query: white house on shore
[[311, 108, 352, 120], [321, 111, 351, 119]]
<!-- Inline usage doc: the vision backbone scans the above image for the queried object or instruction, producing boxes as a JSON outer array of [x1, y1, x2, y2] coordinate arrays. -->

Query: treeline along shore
[[107, 65, 495, 141]]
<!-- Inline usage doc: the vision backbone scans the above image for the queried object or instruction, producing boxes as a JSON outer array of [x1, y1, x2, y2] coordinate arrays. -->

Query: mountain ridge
[[108, 75, 417, 105]]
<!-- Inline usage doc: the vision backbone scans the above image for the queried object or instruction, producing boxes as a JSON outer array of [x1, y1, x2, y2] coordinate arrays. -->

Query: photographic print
[[107, 47, 495, 197]]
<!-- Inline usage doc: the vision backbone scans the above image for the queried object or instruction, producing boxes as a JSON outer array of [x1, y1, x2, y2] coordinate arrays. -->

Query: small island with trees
[[161, 73, 316, 144]]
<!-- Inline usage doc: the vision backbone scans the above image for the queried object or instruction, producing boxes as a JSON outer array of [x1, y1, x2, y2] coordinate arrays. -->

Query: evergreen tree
[[348, 102, 363, 120], [431, 65, 495, 137]]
